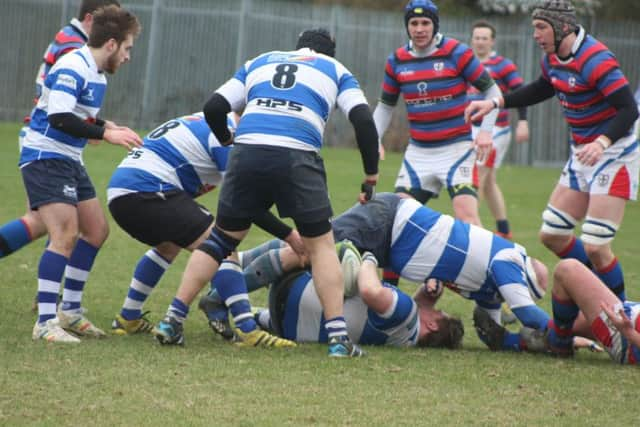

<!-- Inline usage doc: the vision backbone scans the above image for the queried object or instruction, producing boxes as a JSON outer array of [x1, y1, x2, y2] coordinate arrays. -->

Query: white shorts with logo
[[472, 125, 511, 169], [394, 141, 477, 198], [591, 301, 640, 365], [559, 135, 639, 201]]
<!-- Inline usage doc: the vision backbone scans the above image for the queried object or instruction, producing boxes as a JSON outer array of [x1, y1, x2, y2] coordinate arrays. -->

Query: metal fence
[[2, 0, 640, 166]]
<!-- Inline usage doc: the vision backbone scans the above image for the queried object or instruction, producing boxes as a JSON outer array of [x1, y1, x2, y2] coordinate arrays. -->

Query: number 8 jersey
[[215, 47, 368, 151]]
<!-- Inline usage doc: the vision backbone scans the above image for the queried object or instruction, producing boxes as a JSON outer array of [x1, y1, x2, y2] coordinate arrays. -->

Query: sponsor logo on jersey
[[417, 81, 428, 96], [82, 88, 94, 101], [57, 75, 77, 90]]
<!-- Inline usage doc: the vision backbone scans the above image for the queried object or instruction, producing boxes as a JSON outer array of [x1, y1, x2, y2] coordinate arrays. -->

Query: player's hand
[[576, 140, 605, 166], [601, 302, 634, 335], [284, 229, 307, 261], [515, 120, 529, 144], [104, 127, 142, 150], [572, 336, 603, 352], [359, 175, 377, 204], [473, 129, 493, 163], [465, 99, 495, 123], [103, 120, 119, 130], [220, 133, 234, 146]]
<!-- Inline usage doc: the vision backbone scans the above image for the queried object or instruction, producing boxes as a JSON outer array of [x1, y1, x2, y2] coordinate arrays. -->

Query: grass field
[[1, 121, 639, 426]]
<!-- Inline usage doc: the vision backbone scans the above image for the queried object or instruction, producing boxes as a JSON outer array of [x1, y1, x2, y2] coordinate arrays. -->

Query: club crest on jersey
[[417, 81, 428, 95], [433, 62, 444, 72], [568, 76, 576, 89]]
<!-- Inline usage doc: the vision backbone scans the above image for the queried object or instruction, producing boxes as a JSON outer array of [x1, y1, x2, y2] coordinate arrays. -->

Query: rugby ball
[[336, 240, 362, 298]]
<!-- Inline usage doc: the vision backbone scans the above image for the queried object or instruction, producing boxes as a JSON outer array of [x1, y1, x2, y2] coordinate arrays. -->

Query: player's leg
[[581, 195, 626, 300], [22, 159, 81, 343], [479, 166, 510, 237], [446, 142, 482, 226], [539, 183, 590, 265], [0, 209, 47, 259], [56, 167, 109, 338], [549, 259, 624, 360]]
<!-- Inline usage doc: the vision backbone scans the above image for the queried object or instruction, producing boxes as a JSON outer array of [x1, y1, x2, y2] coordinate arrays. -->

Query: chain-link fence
[[2, 0, 639, 166]]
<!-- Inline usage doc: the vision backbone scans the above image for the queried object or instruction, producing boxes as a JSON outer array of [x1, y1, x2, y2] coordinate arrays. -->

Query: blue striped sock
[[325, 316, 348, 340], [215, 261, 256, 333], [595, 258, 625, 301], [61, 239, 99, 312], [37, 250, 68, 324], [168, 298, 189, 323], [0, 219, 32, 258], [558, 236, 592, 269], [121, 249, 171, 320]]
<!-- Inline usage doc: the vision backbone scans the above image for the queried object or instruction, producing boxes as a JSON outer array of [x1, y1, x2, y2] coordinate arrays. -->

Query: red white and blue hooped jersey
[[389, 198, 548, 330], [541, 26, 632, 146], [107, 113, 234, 202], [380, 35, 494, 147], [35, 18, 88, 100], [215, 48, 368, 152], [20, 45, 106, 166], [281, 271, 419, 346], [468, 52, 524, 127]]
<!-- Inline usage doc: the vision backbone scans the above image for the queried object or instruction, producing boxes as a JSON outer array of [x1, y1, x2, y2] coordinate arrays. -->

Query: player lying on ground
[[201, 243, 463, 349]]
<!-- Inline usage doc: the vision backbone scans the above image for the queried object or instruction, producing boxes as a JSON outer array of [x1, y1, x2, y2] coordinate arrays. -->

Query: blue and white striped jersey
[[20, 45, 107, 166], [216, 47, 368, 151], [390, 198, 547, 328], [107, 113, 234, 202], [281, 271, 419, 346]]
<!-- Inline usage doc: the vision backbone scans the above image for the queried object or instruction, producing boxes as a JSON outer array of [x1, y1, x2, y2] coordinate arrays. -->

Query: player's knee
[[540, 205, 577, 238], [553, 259, 581, 285], [295, 219, 332, 238], [197, 225, 242, 264], [581, 217, 618, 247]]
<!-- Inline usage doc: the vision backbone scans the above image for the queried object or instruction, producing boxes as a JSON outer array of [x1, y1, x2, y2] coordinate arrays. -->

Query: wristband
[[491, 97, 500, 109], [361, 179, 376, 202]]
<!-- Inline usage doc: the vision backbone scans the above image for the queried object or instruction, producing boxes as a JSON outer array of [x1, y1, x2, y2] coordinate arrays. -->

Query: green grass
[[1, 121, 639, 426]]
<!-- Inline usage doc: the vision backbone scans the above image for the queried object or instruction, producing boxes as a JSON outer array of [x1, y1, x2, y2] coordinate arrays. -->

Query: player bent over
[[107, 112, 296, 348], [152, 28, 379, 357]]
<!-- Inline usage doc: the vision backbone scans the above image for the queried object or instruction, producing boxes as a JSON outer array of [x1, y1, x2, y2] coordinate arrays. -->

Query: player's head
[[296, 28, 336, 57], [525, 257, 548, 300], [78, 0, 120, 20], [470, 20, 496, 57], [404, 0, 439, 39], [88, 5, 141, 74], [416, 308, 464, 349], [531, 0, 577, 53]]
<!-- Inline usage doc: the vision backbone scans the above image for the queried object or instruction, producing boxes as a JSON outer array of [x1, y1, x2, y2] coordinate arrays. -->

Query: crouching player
[[107, 112, 297, 348], [546, 258, 639, 364]]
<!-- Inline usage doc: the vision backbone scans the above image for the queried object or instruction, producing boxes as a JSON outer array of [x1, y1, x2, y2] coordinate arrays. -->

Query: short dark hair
[[78, 0, 120, 20], [471, 20, 496, 39], [296, 28, 336, 57], [416, 316, 464, 349], [88, 5, 141, 48]]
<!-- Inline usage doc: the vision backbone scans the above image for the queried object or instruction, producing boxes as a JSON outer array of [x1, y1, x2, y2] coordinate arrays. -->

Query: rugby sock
[[239, 239, 285, 268], [496, 219, 510, 236], [121, 249, 171, 320], [595, 258, 625, 301], [215, 260, 256, 333], [557, 236, 592, 269], [60, 239, 99, 312], [382, 269, 400, 286], [37, 250, 68, 324], [502, 331, 523, 352], [325, 316, 348, 340], [551, 293, 579, 331], [0, 219, 32, 258], [167, 298, 189, 323]]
